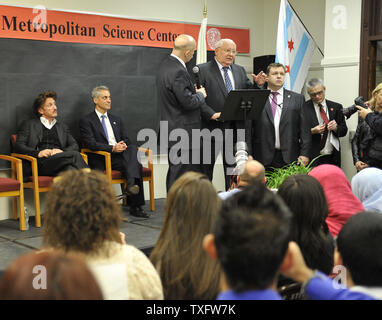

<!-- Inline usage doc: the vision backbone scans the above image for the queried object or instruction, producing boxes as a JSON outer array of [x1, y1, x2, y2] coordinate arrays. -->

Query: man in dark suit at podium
[[156, 34, 207, 192], [252, 63, 311, 170], [79, 86, 148, 218], [197, 38, 266, 189], [304, 78, 348, 167]]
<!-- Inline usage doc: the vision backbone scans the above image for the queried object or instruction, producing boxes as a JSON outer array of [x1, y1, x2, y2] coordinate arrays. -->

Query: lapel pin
[[113, 122, 116, 125]]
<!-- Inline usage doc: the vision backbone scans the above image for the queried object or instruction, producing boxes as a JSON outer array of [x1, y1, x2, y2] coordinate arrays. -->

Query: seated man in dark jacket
[[14, 90, 88, 179]]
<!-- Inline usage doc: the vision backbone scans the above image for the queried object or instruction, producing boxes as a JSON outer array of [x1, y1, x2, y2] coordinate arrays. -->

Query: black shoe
[[129, 206, 149, 218]]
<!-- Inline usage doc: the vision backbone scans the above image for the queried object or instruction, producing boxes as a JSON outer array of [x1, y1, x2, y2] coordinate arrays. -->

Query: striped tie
[[223, 67, 233, 92]]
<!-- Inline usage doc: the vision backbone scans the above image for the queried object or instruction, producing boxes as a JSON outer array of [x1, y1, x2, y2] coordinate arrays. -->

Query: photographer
[[352, 83, 382, 170]]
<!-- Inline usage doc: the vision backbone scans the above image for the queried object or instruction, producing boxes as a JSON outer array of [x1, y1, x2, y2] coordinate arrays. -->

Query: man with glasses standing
[[197, 38, 266, 189], [305, 78, 348, 167]]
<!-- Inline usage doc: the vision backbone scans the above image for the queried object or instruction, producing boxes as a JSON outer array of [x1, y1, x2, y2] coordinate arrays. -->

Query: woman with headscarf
[[309, 164, 364, 237], [351, 167, 382, 213]]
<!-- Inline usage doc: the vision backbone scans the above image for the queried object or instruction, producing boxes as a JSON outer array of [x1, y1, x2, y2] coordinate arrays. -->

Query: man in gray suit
[[197, 38, 266, 189], [252, 63, 311, 170], [15, 90, 88, 179], [156, 34, 207, 192]]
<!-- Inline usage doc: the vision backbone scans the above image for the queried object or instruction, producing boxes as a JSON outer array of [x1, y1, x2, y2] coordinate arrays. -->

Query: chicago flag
[[275, 0, 316, 93]]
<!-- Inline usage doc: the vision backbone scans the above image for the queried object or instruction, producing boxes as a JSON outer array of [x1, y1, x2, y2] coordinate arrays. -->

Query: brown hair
[[32, 90, 57, 117], [0, 251, 103, 300], [266, 62, 286, 75], [150, 171, 222, 300], [43, 170, 122, 255]]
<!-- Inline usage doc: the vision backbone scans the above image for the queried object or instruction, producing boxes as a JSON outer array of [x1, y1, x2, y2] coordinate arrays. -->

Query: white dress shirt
[[269, 88, 284, 149], [313, 100, 334, 155], [40, 116, 57, 130], [95, 109, 117, 146], [215, 58, 236, 90]]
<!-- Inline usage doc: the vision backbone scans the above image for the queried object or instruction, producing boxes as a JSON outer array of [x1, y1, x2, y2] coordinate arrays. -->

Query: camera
[[343, 96, 367, 119], [235, 141, 249, 174]]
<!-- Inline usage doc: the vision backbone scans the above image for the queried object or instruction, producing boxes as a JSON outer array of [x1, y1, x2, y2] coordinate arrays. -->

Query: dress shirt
[[269, 88, 284, 149], [40, 116, 57, 130], [95, 109, 117, 146], [313, 100, 334, 155], [215, 58, 235, 90]]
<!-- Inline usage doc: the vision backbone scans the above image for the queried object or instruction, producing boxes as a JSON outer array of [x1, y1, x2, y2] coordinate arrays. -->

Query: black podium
[[219, 89, 270, 122]]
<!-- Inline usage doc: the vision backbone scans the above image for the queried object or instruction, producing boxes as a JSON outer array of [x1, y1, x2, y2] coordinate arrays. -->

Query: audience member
[[43, 169, 163, 300], [0, 251, 103, 300], [335, 211, 382, 299], [150, 171, 221, 300], [218, 159, 266, 200], [15, 90, 88, 179], [352, 82, 382, 170], [278, 174, 334, 278], [203, 182, 293, 300], [351, 167, 382, 213], [309, 164, 364, 237]]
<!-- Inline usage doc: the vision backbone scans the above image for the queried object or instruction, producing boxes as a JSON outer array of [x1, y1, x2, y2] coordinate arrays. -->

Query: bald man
[[218, 160, 266, 200], [197, 38, 266, 190], [156, 34, 207, 191]]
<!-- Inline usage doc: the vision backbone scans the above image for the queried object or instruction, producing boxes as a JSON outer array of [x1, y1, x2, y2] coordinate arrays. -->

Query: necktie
[[319, 104, 329, 149], [223, 67, 233, 92], [101, 115, 109, 142], [270, 92, 278, 118]]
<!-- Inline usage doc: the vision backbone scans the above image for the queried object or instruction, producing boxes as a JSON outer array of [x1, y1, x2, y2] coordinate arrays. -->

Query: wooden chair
[[81, 147, 155, 211], [11, 135, 88, 227], [0, 155, 26, 230]]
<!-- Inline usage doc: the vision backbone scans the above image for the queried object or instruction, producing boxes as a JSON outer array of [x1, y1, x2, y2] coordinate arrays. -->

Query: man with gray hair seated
[[304, 78, 348, 167], [79, 85, 149, 218]]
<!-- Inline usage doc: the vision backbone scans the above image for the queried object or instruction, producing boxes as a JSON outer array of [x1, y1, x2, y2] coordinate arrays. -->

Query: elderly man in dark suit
[[15, 90, 88, 179], [156, 34, 207, 192], [304, 78, 348, 167], [79, 86, 148, 218], [252, 63, 311, 170], [197, 38, 266, 189]]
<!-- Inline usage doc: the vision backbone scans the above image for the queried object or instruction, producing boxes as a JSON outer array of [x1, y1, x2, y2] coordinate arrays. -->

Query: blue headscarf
[[351, 167, 382, 213]]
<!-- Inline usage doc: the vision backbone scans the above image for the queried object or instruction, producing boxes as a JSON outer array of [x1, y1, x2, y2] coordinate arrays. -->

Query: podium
[[219, 89, 270, 122]]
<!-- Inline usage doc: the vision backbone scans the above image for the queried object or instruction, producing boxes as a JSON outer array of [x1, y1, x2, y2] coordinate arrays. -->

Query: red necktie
[[319, 104, 329, 149]]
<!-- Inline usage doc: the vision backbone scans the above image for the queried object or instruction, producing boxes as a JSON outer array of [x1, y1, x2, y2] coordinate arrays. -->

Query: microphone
[[192, 66, 201, 89]]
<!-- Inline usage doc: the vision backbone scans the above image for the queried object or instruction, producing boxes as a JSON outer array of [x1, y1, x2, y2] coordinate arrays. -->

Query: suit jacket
[[79, 111, 130, 170], [198, 59, 258, 152], [252, 89, 311, 166], [304, 99, 348, 165], [156, 55, 205, 149], [14, 117, 79, 177]]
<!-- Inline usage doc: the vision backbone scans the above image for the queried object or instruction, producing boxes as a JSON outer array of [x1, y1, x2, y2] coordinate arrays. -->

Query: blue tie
[[223, 67, 233, 92], [101, 115, 109, 142]]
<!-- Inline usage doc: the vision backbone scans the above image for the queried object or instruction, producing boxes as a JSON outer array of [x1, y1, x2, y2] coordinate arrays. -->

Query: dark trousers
[[311, 153, 340, 168], [265, 150, 287, 172], [166, 148, 202, 192], [38, 151, 88, 176], [111, 144, 145, 208]]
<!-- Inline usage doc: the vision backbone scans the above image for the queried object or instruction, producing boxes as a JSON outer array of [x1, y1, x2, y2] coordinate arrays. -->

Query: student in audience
[[150, 171, 222, 300], [334, 211, 382, 299], [0, 251, 103, 300], [203, 182, 293, 299], [351, 167, 382, 213], [277, 174, 334, 280], [308, 164, 364, 237], [42, 169, 163, 300]]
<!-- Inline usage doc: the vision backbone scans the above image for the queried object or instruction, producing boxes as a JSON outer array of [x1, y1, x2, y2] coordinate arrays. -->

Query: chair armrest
[[0, 155, 23, 183], [11, 153, 39, 183], [80, 153, 88, 165], [138, 147, 153, 171], [81, 148, 112, 181]]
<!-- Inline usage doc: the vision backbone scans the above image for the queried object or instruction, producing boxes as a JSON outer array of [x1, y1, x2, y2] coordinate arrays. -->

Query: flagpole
[[196, 0, 208, 64], [287, 0, 324, 57]]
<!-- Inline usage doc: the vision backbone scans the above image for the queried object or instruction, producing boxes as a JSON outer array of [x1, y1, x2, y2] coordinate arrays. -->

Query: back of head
[[337, 211, 382, 286], [173, 34, 195, 53], [43, 170, 122, 255], [214, 182, 292, 291], [278, 174, 333, 274], [150, 171, 221, 299], [239, 160, 265, 185], [0, 251, 103, 300], [351, 167, 382, 213]]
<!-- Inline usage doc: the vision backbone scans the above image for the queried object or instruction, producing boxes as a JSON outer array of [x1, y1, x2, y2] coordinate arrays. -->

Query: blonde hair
[[368, 82, 382, 110]]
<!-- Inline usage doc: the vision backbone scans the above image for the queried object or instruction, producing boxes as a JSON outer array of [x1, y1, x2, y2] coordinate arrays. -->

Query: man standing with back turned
[[156, 34, 207, 192]]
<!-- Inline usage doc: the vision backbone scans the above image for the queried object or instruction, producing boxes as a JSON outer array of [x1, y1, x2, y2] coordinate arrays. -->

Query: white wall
[[0, 0, 362, 221]]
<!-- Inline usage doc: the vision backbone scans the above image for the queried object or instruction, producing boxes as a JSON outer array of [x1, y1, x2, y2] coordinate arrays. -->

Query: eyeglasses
[[222, 48, 237, 54], [309, 91, 324, 97]]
